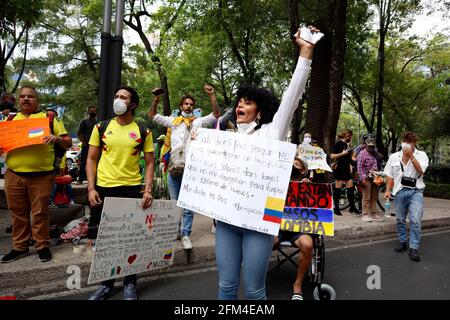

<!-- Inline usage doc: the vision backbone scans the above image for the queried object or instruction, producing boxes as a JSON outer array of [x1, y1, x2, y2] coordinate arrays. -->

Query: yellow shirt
[[89, 118, 154, 187], [6, 112, 67, 173]]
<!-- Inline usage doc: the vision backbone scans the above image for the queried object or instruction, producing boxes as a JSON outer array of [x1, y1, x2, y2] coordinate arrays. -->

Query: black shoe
[[88, 285, 115, 300], [5, 224, 12, 233], [1, 249, 29, 263], [394, 242, 408, 252], [37, 247, 52, 262], [409, 249, 420, 262], [334, 208, 342, 216], [349, 206, 362, 214]]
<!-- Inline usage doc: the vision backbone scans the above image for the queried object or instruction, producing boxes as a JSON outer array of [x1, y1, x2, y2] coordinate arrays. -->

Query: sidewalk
[[1, 195, 450, 298]]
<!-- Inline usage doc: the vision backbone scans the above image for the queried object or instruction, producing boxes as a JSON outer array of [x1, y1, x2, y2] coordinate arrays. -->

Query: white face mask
[[303, 137, 312, 145], [113, 98, 128, 115], [401, 142, 412, 151], [236, 121, 257, 135], [181, 111, 192, 118]]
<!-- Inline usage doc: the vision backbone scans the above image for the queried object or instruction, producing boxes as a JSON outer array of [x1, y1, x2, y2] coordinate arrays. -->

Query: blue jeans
[[215, 221, 274, 300], [168, 173, 193, 237], [394, 188, 424, 250]]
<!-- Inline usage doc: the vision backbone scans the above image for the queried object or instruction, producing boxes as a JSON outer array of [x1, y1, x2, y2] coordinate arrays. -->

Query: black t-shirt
[[332, 140, 354, 175], [78, 117, 97, 144]]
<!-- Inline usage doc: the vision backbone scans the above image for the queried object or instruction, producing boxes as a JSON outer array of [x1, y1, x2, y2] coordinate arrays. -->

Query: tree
[[0, 0, 43, 93]]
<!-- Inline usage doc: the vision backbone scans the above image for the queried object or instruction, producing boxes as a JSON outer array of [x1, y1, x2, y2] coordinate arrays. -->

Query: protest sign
[[281, 182, 334, 236], [0, 118, 50, 152], [296, 144, 332, 172], [177, 128, 296, 236], [88, 198, 182, 284]]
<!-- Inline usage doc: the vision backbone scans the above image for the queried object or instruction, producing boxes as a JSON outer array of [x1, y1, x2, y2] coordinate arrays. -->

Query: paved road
[[34, 228, 450, 301]]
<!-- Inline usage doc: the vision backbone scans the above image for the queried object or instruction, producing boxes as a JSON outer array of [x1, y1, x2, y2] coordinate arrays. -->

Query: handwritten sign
[[296, 144, 332, 172], [0, 118, 50, 152], [177, 128, 296, 236], [281, 182, 334, 236], [88, 198, 182, 284]]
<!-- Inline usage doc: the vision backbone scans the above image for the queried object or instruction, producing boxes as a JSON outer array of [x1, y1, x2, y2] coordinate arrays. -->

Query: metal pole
[[97, 0, 113, 121], [110, 0, 125, 119]]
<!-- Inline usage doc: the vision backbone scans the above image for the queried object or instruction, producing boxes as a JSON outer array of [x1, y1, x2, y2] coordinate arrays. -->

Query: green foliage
[[426, 164, 450, 184], [423, 182, 450, 200]]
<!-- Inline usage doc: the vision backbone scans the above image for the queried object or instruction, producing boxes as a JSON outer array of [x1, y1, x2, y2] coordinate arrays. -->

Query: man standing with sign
[[148, 85, 220, 250], [213, 25, 322, 300], [86, 85, 155, 300], [0, 86, 72, 264]]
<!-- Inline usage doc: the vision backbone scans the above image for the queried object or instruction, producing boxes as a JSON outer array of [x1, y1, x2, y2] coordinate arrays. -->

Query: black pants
[[78, 145, 88, 182], [88, 185, 141, 288]]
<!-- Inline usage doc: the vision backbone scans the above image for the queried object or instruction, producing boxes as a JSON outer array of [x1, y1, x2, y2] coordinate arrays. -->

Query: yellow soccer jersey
[[89, 118, 154, 187], [6, 112, 67, 173]]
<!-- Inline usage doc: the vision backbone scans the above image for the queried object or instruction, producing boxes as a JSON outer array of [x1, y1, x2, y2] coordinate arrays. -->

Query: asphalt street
[[36, 228, 450, 301]]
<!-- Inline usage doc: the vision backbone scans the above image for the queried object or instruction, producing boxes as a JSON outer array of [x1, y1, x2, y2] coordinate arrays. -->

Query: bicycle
[[330, 180, 362, 212]]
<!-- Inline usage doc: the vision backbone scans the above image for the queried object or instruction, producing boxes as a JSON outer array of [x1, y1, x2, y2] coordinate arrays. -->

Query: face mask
[[4, 101, 14, 109], [367, 146, 375, 154], [236, 121, 257, 135], [291, 166, 302, 179], [401, 142, 411, 151], [345, 138, 352, 143], [181, 111, 193, 118], [303, 137, 311, 145], [89, 112, 96, 118], [113, 99, 127, 115]]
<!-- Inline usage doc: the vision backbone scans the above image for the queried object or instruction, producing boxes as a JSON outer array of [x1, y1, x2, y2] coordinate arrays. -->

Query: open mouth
[[236, 109, 245, 117]]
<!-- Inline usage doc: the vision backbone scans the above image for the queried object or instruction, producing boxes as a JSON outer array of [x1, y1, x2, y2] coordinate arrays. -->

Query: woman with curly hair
[[215, 26, 322, 300]]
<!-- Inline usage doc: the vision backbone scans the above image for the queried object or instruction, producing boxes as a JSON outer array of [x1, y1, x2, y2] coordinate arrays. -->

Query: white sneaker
[[370, 212, 384, 222], [362, 214, 372, 222], [181, 236, 193, 250]]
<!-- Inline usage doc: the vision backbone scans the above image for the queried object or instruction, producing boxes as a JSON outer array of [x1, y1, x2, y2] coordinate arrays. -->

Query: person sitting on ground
[[148, 85, 221, 250], [274, 158, 313, 300]]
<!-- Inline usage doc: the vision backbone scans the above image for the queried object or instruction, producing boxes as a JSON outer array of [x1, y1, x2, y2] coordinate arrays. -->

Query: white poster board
[[177, 128, 296, 236], [88, 198, 182, 284], [296, 144, 332, 172]]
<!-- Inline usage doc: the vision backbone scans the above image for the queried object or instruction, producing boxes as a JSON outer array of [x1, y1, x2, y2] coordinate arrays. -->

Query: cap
[[366, 138, 376, 146], [157, 134, 166, 142]]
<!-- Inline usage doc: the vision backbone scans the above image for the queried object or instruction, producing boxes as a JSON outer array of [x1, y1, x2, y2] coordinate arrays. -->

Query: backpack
[[7, 112, 67, 170], [97, 118, 148, 156]]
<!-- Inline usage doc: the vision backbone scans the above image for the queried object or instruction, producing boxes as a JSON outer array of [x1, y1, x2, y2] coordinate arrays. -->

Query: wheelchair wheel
[[313, 283, 336, 300]]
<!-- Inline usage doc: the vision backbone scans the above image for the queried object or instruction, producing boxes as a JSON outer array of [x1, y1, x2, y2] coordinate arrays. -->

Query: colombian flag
[[163, 249, 173, 260], [28, 128, 44, 138], [263, 197, 285, 224]]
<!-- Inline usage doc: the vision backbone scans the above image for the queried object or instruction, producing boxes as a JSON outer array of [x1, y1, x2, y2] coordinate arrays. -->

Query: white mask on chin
[[236, 121, 258, 135], [181, 111, 192, 118]]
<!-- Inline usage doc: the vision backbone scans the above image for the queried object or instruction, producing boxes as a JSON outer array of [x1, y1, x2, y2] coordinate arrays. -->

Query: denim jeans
[[168, 173, 193, 237], [215, 221, 274, 300], [394, 188, 424, 250]]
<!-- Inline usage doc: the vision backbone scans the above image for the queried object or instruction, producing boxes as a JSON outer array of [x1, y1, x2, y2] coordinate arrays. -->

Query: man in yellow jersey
[[0, 86, 72, 263], [86, 85, 154, 300]]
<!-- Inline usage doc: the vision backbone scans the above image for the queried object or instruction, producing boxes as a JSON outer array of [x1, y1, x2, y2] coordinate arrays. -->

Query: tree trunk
[[324, 0, 348, 154]]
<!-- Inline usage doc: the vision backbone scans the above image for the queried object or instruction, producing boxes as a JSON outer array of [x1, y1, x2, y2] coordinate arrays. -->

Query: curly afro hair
[[231, 85, 280, 130]]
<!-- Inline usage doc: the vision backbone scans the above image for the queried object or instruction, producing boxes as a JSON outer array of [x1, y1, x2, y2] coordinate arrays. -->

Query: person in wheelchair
[[273, 157, 314, 300]]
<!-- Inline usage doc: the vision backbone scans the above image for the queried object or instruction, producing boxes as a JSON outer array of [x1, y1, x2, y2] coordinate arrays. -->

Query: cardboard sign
[[88, 198, 182, 284], [296, 144, 332, 172], [281, 182, 334, 236], [177, 128, 296, 236], [0, 118, 50, 152]]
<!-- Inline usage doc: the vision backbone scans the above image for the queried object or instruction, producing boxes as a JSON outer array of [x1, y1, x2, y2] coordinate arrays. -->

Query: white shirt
[[384, 148, 429, 195], [153, 112, 216, 155], [238, 57, 312, 140]]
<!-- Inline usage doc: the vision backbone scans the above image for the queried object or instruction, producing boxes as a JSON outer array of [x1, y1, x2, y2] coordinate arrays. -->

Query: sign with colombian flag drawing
[[178, 129, 296, 236], [281, 182, 334, 236], [88, 198, 182, 284], [0, 118, 50, 152]]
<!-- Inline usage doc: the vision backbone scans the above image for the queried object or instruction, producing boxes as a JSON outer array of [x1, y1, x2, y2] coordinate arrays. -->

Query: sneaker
[[181, 236, 193, 250], [394, 242, 408, 252], [88, 285, 115, 300], [1, 249, 29, 263], [409, 248, 420, 262], [37, 247, 52, 262], [349, 206, 362, 214], [361, 214, 372, 222], [370, 212, 384, 222], [123, 282, 138, 300], [291, 293, 304, 300], [60, 221, 88, 241]]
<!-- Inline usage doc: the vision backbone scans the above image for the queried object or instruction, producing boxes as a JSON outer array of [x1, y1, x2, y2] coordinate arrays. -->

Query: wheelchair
[[269, 233, 336, 300]]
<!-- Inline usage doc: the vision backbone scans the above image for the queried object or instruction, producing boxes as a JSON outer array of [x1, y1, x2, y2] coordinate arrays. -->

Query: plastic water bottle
[[384, 199, 391, 218]]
